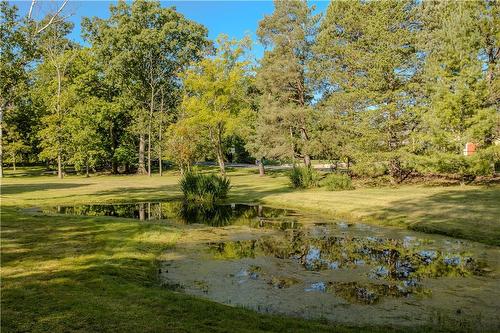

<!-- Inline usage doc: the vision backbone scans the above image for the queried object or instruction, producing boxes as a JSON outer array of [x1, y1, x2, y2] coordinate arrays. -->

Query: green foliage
[[321, 173, 354, 191], [164, 119, 205, 173], [288, 166, 320, 189], [1, 0, 498, 184], [416, 145, 500, 180], [314, 0, 421, 183], [417, 1, 499, 178], [82, 0, 209, 175], [179, 172, 231, 203], [251, 0, 320, 165], [180, 35, 253, 174]]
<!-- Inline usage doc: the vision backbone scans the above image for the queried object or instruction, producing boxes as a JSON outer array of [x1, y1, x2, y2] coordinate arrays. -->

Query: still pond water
[[46, 201, 500, 330]]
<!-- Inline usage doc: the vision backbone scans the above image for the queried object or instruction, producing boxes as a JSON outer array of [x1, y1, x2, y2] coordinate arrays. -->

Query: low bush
[[321, 173, 354, 191], [288, 166, 320, 189], [179, 172, 231, 203]]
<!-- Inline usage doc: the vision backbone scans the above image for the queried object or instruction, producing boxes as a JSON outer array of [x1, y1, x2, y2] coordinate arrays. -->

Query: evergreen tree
[[419, 0, 499, 178], [315, 0, 421, 182], [255, 0, 320, 167]]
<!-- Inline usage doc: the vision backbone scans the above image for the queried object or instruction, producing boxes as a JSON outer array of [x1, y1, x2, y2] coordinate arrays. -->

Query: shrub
[[179, 172, 231, 203], [288, 166, 320, 189], [321, 173, 354, 191]]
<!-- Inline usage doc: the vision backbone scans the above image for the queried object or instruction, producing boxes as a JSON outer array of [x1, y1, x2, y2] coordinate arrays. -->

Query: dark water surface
[[44, 201, 301, 228]]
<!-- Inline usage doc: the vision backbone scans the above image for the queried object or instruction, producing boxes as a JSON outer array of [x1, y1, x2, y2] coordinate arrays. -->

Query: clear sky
[[10, 0, 329, 59]]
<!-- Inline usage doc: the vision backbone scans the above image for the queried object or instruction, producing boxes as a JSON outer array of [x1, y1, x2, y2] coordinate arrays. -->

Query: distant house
[[463, 142, 476, 156]]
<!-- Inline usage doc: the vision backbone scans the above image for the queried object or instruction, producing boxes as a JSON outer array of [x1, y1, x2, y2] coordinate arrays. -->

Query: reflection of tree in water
[[208, 231, 489, 280], [51, 204, 139, 218], [47, 202, 299, 227], [177, 201, 234, 227], [208, 232, 490, 304], [166, 202, 298, 228]]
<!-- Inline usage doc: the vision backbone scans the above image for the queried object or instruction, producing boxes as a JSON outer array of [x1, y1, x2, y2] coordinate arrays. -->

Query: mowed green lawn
[[1, 167, 499, 332], [3, 167, 499, 245]]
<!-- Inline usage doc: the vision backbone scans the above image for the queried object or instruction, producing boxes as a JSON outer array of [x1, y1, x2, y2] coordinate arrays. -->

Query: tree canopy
[[1, 0, 498, 182]]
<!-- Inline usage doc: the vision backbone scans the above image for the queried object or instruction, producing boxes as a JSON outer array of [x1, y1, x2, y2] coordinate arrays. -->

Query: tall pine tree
[[315, 0, 421, 182], [254, 0, 320, 167]]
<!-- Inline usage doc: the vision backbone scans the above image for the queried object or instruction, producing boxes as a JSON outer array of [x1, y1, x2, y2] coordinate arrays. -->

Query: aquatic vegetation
[[268, 276, 299, 289], [326, 282, 417, 304], [207, 231, 490, 288], [193, 280, 209, 293], [210, 240, 258, 260], [179, 172, 231, 203]]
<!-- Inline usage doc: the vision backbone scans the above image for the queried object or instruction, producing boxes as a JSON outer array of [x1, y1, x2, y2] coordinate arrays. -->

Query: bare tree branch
[[35, 0, 69, 34], [28, 0, 37, 20]]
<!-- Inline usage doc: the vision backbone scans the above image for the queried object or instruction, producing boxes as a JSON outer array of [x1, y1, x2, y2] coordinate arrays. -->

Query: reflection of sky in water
[[208, 227, 491, 304]]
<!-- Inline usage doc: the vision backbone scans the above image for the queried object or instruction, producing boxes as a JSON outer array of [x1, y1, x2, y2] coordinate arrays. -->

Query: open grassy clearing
[[3, 167, 499, 245], [1, 168, 499, 332]]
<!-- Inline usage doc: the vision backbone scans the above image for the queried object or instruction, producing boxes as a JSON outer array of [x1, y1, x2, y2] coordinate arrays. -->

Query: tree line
[[1, 0, 498, 182]]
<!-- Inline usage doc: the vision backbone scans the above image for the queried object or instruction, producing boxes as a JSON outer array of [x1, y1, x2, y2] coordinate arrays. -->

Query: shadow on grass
[[374, 187, 500, 246], [89, 184, 181, 203], [1, 183, 91, 195], [1, 166, 49, 178], [228, 182, 293, 203]]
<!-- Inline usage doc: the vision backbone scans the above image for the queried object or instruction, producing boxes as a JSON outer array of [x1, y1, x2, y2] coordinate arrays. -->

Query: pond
[[43, 201, 302, 228], [45, 201, 500, 330]]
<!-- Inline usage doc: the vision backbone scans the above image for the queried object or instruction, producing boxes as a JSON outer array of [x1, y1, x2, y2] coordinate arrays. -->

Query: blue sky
[[11, 0, 329, 59]]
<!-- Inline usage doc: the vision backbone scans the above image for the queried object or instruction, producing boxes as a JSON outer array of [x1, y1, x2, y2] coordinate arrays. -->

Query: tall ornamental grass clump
[[180, 172, 231, 203], [321, 173, 354, 191], [288, 166, 320, 189]]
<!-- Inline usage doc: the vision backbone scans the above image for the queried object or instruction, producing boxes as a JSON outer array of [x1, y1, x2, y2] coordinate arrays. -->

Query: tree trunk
[[147, 87, 154, 177], [258, 158, 265, 176], [138, 134, 146, 174], [139, 203, 145, 221], [56, 67, 63, 179], [210, 126, 225, 175], [159, 116, 162, 177], [300, 127, 311, 167], [216, 127, 225, 175], [217, 149, 225, 175], [147, 128, 151, 177], [12, 153, 16, 171], [57, 152, 63, 179], [111, 125, 118, 174], [85, 159, 89, 178], [159, 90, 164, 177], [389, 158, 403, 184], [303, 155, 311, 168], [112, 161, 118, 175], [289, 126, 296, 166], [0, 106, 3, 178]]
